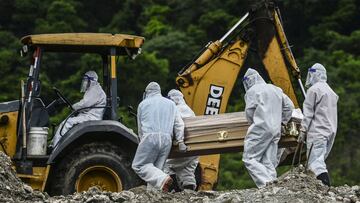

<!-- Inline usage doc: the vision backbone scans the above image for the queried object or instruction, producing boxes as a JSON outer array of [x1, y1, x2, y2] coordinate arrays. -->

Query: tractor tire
[[49, 142, 142, 195]]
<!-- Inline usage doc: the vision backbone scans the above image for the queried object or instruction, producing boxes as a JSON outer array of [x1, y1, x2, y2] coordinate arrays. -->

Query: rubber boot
[[170, 174, 181, 192], [316, 172, 331, 186]]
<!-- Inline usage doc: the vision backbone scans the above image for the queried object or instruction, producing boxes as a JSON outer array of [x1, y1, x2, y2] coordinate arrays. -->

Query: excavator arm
[[176, 1, 304, 190]]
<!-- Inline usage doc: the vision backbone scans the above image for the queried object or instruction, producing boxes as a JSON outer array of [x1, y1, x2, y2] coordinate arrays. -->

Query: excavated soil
[[0, 151, 359, 203]]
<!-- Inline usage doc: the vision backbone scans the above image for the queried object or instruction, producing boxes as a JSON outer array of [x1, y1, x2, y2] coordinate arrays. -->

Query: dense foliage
[[0, 0, 358, 188]]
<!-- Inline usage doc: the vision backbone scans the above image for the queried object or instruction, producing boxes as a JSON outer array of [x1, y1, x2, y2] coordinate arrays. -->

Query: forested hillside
[[0, 0, 359, 188]]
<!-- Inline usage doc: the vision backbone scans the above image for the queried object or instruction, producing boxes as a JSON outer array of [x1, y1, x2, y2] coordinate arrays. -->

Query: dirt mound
[[0, 151, 359, 203], [0, 152, 49, 202], [207, 166, 360, 202]]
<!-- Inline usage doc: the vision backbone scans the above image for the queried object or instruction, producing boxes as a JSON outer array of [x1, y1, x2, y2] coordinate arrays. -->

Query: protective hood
[[305, 63, 327, 88], [81, 71, 99, 92], [167, 89, 186, 105], [143, 81, 161, 99], [242, 68, 266, 91]]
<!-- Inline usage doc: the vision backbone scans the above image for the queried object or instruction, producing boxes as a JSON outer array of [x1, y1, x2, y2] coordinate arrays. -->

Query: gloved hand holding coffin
[[178, 141, 187, 153]]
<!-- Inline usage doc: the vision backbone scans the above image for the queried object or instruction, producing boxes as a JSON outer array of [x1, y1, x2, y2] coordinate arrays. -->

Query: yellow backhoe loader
[[0, 33, 146, 195], [0, 0, 304, 194]]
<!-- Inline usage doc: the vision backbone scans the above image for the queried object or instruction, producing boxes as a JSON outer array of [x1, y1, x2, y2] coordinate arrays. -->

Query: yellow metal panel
[[261, 37, 299, 107], [111, 56, 116, 78], [17, 166, 50, 192], [21, 33, 145, 48], [273, 11, 300, 74], [198, 155, 220, 190], [0, 111, 19, 158], [42, 165, 51, 192], [181, 40, 248, 114]]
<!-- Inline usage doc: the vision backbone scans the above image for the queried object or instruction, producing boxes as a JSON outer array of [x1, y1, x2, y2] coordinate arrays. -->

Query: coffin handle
[[217, 130, 228, 142]]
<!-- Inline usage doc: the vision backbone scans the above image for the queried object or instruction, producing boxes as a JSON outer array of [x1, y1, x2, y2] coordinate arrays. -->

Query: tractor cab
[[0, 33, 145, 193], [20, 33, 144, 121]]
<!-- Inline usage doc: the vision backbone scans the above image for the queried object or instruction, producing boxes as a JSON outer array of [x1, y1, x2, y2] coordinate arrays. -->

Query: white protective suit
[[132, 82, 185, 190], [51, 71, 106, 148], [164, 89, 199, 190], [302, 63, 338, 177], [242, 68, 294, 188]]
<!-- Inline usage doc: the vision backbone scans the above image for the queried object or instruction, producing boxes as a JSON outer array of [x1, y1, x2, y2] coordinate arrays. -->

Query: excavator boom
[[176, 1, 303, 190]]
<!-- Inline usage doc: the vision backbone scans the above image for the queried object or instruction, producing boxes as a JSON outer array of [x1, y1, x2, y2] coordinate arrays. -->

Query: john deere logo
[[205, 85, 224, 115]]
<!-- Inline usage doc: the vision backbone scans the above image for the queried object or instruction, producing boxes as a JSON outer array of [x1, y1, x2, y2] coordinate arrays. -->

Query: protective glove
[[297, 130, 306, 143], [178, 141, 187, 153]]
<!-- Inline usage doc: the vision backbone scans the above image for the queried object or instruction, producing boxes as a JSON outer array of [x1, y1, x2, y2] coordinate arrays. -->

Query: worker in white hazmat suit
[[51, 71, 106, 148], [298, 63, 338, 186], [242, 68, 294, 188], [164, 89, 199, 191], [132, 82, 187, 192]]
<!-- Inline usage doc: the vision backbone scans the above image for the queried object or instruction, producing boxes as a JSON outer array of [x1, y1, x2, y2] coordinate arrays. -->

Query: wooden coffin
[[170, 112, 299, 158]]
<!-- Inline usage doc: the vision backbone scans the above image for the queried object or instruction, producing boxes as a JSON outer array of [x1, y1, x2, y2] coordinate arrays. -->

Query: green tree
[[0, 31, 26, 101], [142, 5, 172, 37], [34, 0, 86, 33], [117, 52, 169, 107]]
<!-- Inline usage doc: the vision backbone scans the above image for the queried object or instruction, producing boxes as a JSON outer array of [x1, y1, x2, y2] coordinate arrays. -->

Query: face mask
[[305, 68, 316, 88], [80, 75, 95, 92], [80, 78, 89, 93]]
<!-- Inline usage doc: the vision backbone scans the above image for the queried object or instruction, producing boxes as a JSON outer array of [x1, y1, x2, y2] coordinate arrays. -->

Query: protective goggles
[[83, 74, 95, 81]]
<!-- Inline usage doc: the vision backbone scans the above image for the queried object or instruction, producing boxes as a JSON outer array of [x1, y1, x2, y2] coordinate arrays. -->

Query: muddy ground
[[0, 152, 359, 203]]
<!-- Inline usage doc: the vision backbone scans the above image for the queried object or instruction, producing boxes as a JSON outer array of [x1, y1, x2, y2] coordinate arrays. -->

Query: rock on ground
[[0, 151, 359, 203]]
